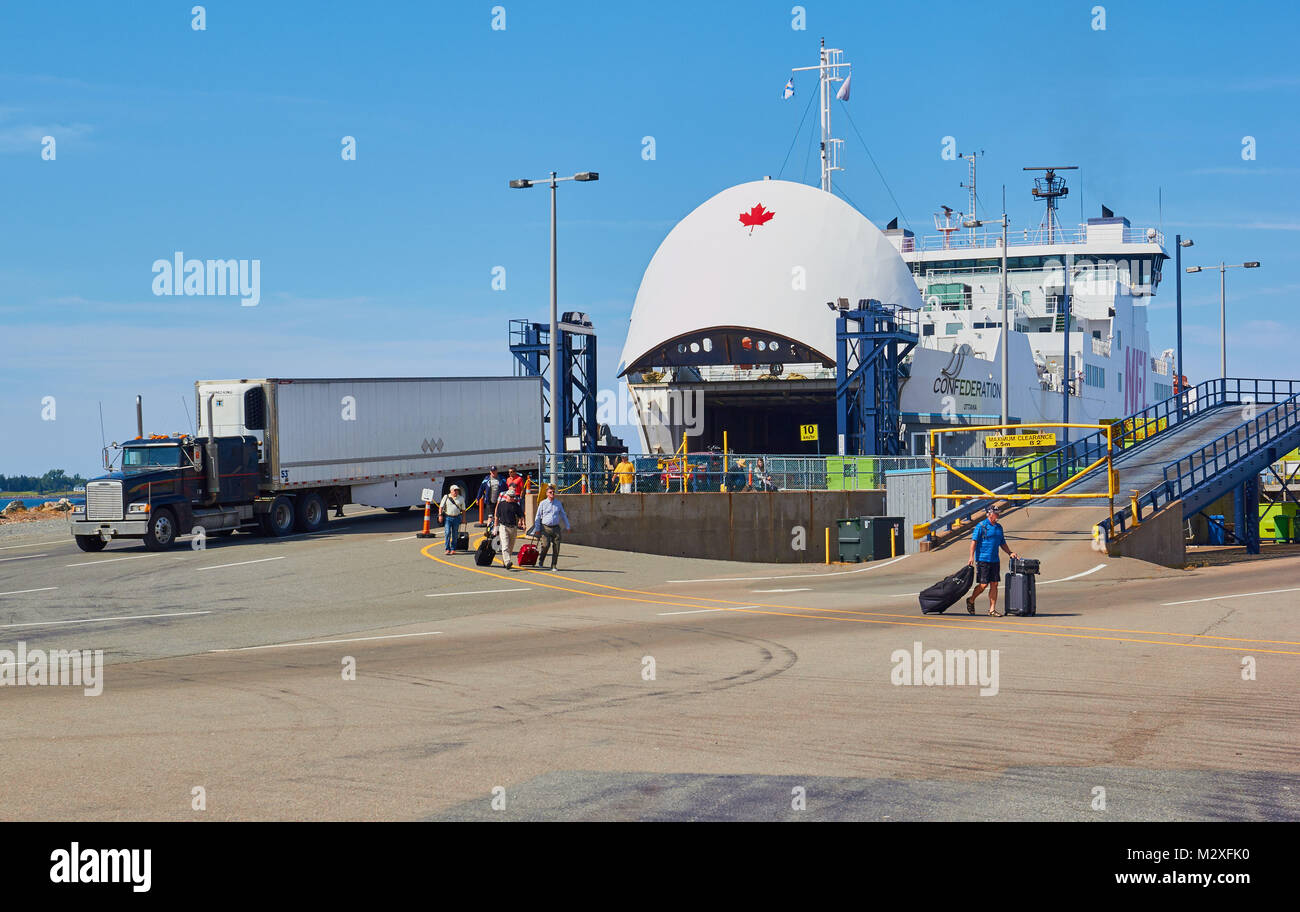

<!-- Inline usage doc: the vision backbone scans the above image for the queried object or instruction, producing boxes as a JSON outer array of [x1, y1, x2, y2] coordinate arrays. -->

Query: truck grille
[[86, 481, 123, 521]]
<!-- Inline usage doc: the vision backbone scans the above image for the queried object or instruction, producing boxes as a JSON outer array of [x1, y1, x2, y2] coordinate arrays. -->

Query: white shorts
[[620, 483, 633, 494]]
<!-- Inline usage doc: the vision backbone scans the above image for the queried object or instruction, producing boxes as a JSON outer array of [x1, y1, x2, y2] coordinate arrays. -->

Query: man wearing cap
[[493, 488, 526, 570], [438, 484, 467, 555], [966, 507, 1018, 616], [476, 466, 503, 524]]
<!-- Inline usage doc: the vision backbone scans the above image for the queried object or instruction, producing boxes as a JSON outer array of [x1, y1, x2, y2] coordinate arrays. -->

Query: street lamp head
[[1185, 266, 1202, 274], [1179, 238, 1194, 248], [574, 171, 599, 182], [508, 179, 533, 189], [1243, 261, 1261, 268]]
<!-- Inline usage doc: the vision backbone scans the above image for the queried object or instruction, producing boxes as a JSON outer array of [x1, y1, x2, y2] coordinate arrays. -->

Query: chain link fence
[[534, 453, 1009, 494]]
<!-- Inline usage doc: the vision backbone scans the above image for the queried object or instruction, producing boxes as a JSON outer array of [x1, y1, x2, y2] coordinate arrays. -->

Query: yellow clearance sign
[[800, 424, 819, 442], [985, 433, 1057, 449]]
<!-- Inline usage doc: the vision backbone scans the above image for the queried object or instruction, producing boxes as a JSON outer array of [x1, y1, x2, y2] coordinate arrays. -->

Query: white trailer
[[196, 376, 543, 510]]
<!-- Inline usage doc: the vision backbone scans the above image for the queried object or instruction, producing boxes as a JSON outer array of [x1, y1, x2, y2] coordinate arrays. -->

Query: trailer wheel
[[143, 508, 179, 551], [260, 495, 296, 537], [75, 536, 108, 552], [295, 492, 327, 533]]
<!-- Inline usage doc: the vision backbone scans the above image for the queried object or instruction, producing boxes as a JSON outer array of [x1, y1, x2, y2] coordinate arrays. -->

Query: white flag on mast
[[782, 78, 794, 100], [836, 73, 852, 101]]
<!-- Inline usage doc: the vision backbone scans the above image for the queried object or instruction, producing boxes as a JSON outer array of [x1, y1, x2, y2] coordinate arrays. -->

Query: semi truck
[[70, 376, 543, 551]]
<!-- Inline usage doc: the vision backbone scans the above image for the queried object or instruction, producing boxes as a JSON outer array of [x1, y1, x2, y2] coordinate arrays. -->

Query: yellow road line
[[418, 546, 1300, 656]]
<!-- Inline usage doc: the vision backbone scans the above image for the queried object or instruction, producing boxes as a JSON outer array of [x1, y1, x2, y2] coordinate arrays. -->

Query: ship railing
[[916, 225, 1163, 252], [693, 365, 837, 382]]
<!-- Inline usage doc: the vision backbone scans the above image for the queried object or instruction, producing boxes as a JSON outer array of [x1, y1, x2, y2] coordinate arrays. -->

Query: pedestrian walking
[[476, 466, 503, 524], [438, 485, 467, 554], [530, 485, 572, 572], [966, 507, 1019, 616], [506, 468, 526, 498], [494, 489, 526, 570]]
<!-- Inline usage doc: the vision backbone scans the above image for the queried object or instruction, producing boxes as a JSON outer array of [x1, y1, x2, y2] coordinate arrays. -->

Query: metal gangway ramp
[[922, 379, 1300, 561]]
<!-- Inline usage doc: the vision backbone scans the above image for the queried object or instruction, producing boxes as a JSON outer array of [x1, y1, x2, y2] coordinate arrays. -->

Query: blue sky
[[3, 0, 1297, 476]]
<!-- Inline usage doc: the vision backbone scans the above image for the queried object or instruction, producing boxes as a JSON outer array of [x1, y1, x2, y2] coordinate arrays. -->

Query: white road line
[[195, 556, 286, 572], [752, 588, 813, 593], [0, 610, 209, 630], [388, 535, 419, 542], [1162, 587, 1300, 607], [657, 605, 757, 616], [1039, 563, 1108, 585], [0, 587, 59, 596], [667, 555, 908, 584], [210, 630, 443, 652], [0, 539, 69, 551], [65, 554, 148, 568], [1, 553, 48, 563], [425, 588, 528, 598]]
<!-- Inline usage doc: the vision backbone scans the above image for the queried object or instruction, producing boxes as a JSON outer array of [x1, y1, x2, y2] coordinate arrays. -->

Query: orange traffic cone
[[416, 500, 436, 538]]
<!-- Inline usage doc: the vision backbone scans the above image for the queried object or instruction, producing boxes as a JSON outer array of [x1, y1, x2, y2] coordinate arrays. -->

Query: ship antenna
[[791, 38, 851, 193], [959, 150, 984, 240], [1024, 165, 1078, 244]]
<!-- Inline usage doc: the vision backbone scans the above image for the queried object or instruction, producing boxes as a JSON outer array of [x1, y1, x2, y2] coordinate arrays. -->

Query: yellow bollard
[[825, 527, 830, 565], [1129, 489, 1141, 526], [891, 526, 897, 558]]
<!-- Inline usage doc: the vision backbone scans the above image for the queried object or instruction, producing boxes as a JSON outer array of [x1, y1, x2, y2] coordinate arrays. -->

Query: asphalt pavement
[[1, 507, 1296, 820]]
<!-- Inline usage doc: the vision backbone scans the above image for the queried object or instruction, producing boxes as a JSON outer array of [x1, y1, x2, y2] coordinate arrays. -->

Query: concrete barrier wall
[[541, 491, 886, 563], [1109, 500, 1187, 568]]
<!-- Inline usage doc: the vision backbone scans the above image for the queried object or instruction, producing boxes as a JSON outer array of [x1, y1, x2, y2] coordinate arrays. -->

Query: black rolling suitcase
[[474, 537, 496, 566], [918, 565, 975, 615], [456, 531, 470, 551], [1004, 571, 1037, 616]]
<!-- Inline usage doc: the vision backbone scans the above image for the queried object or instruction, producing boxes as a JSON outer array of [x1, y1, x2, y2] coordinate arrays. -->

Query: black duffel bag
[[919, 565, 975, 615]]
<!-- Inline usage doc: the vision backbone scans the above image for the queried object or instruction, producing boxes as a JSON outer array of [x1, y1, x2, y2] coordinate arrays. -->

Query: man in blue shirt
[[966, 507, 1018, 616], [529, 485, 572, 572]]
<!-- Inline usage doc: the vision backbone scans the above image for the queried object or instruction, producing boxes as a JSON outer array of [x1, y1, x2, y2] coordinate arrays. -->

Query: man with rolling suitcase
[[965, 507, 1018, 617]]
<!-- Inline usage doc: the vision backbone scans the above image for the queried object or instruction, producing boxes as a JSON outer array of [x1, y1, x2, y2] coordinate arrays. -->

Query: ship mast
[[791, 38, 851, 193]]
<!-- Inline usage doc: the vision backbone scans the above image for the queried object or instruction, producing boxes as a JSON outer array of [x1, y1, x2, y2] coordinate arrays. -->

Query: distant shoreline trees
[[0, 469, 89, 494]]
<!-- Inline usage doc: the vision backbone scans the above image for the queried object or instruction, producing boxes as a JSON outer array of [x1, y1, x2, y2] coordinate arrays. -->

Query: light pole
[[1175, 236, 1193, 395], [1185, 259, 1260, 378], [509, 170, 600, 486], [963, 210, 1010, 428]]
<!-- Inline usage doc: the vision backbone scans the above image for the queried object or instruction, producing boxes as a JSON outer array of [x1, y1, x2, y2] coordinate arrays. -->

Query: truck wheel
[[295, 492, 327, 533], [75, 536, 108, 552], [260, 495, 296, 537], [143, 508, 178, 551]]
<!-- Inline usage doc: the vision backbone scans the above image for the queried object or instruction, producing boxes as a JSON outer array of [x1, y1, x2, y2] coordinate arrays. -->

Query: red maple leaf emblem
[[739, 204, 775, 233]]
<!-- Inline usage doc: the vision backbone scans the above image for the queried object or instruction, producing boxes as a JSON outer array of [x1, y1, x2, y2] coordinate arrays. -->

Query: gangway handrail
[[1100, 390, 1300, 536], [1013, 378, 1300, 496]]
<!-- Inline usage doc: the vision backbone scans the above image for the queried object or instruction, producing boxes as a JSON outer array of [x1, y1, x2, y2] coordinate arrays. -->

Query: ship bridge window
[[944, 322, 963, 334], [923, 323, 935, 337]]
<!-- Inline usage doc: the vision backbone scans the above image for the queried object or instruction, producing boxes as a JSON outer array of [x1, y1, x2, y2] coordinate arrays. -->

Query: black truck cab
[[70, 435, 262, 551]]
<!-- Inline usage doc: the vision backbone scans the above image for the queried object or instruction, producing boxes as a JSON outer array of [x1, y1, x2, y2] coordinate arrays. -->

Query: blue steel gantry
[[509, 315, 598, 456], [835, 299, 919, 456]]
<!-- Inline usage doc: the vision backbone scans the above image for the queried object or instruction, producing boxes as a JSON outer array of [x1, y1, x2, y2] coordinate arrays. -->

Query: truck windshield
[[123, 446, 182, 471]]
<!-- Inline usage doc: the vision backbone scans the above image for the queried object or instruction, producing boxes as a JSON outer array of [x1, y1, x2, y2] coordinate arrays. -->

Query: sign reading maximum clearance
[[984, 432, 1058, 449]]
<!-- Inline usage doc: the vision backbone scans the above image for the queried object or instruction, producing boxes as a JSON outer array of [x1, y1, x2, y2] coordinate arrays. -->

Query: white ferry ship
[[616, 42, 1176, 457]]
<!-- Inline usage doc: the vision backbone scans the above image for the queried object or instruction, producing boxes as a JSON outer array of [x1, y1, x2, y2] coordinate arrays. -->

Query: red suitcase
[[517, 543, 539, 567]]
